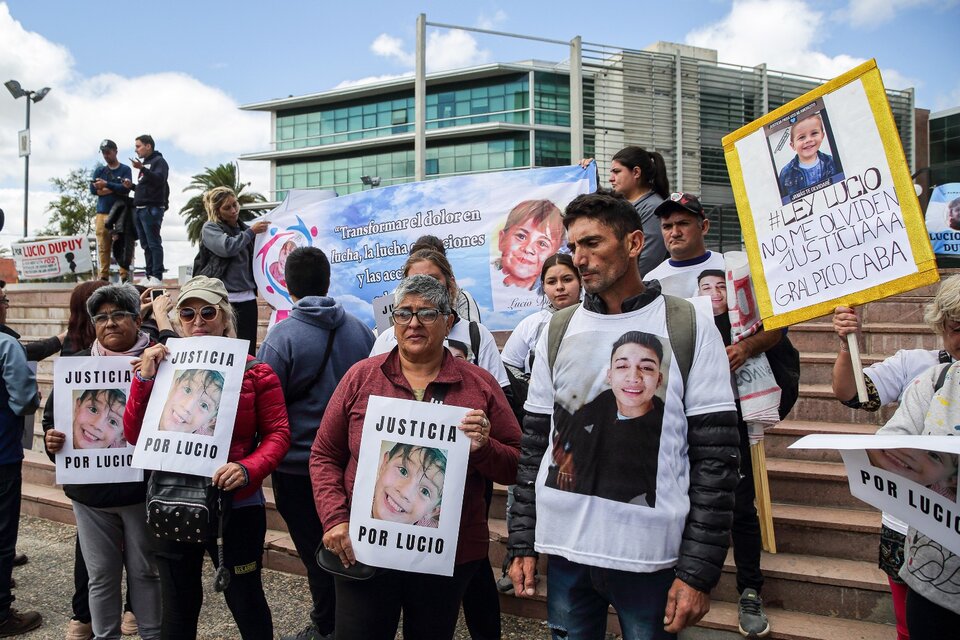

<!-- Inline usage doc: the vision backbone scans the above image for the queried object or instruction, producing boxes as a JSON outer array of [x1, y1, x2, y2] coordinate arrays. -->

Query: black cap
[[99, 139, 117, 151], [654, 192, 705, 218]]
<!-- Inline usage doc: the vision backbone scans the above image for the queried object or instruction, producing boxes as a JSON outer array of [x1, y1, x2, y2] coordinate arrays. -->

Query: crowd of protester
[[0, 145, 955, 640]]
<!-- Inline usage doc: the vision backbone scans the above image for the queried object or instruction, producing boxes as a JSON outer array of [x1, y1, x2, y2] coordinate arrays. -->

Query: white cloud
[[475, 10, 508, 30], [334, 73, 412, 90], [685, 0, 915, 89], [840, 0, 941, 28], [369, 28, 492, 74], [933, 82, 960, 112], [0, 2, 272, 277]]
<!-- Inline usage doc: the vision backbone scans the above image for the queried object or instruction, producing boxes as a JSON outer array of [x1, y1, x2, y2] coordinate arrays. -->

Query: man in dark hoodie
[[257, 246, 375, 640], [122, 134, 169, 286]]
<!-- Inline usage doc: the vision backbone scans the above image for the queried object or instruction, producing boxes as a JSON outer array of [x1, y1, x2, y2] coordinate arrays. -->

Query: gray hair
[[925, 274, 960, 336], [394, 274, 452, 314], [86, 283, 140, 318]]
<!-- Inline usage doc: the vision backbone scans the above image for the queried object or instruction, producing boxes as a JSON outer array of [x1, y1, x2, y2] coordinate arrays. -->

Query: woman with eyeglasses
[[43, 284, 161, 640], [311, 274, 520, 640], [199, 186, 271, 356], [123, 276, 290, 640]]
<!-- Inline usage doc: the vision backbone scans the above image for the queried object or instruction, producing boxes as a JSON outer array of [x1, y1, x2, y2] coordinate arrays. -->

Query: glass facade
[[426, 74, 529, 129], [275, 134, 531, 198], [534, 72, 571, 126], [931, 112, 960, 185]]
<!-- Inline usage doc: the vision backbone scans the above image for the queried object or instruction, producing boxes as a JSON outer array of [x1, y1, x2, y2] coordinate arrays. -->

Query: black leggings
[[906, 587, 960, 639], [231, 299, 259, 357], [334, 558, 489, 640], [151, 505, 272, 640]]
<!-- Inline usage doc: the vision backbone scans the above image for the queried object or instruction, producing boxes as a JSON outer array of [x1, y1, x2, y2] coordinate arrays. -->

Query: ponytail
[[612, 146, 671, 199]]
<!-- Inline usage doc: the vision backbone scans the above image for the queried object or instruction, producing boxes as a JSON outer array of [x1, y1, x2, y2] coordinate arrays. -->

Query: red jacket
[[311, 348, 521, 565], [124, 355, 290, 502]]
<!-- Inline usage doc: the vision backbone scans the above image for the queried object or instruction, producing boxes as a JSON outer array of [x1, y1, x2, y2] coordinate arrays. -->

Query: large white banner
[[53, 356, 141, 485], [349, 395, 470, 576], [131, 336, 248, 477], [792, 434, 960, 555], [253, 166, 596, 331], [11, 236, 93, 280]]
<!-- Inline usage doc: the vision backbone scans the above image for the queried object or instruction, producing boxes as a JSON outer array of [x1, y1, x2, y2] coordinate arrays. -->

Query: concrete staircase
[[11, 274, 951, 639]]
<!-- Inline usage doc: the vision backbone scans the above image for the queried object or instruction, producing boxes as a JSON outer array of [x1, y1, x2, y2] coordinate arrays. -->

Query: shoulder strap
[[289, 329, 337, 403], [663, 295, 696, 392], [935, 362, 951, 393], [547, 303, 580, 371], [468, 321, 481, 366]]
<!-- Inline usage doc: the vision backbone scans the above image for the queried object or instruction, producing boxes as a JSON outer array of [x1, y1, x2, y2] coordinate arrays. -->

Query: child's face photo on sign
[[868, 448, 959, 502], [159, 369, 224, 437], [493, 199, 565, 290], [547, 330, 669, 507], [372, 441, 447, 528], [72, 388, 127, 449], [766, 103, 844, 204]]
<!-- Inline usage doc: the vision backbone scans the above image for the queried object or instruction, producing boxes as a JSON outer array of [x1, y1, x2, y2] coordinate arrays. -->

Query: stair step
[[797, 352, 886, 386], [687, 600, 895, 640], [767, 458, 874, 511], [789, 322, 938, 354], [765, 421, 879, 463], [771, 503, 880, 561], [788, 387, 896, 424], [715, 551, 892, 623]]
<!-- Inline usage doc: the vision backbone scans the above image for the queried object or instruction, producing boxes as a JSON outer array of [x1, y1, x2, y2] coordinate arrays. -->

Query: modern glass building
[[930, 107, 960, 186], [240, 41, 917, 249]]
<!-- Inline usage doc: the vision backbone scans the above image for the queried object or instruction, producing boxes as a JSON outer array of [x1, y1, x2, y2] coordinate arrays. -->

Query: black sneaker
[[281, 624, 332, 640], [0, 609, 42, 637], [737, 588, 770, 638], [11, 555, 26, 568]]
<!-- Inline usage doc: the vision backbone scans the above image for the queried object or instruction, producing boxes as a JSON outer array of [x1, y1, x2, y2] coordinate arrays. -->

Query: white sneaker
[[147, 276, 163, 287]]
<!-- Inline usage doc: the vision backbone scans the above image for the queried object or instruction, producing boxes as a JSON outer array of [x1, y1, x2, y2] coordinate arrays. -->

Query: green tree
[[38, 167, 97, 236], [180, 162, 268, 244]]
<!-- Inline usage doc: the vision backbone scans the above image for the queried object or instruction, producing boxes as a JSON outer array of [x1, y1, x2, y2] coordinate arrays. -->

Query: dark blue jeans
[[0, 462, 22, 622], [134, 206, 164, 280], [547, 555, 676, 640]]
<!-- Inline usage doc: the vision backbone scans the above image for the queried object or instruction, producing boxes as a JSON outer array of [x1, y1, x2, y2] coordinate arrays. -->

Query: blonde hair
[[924, 274, 960, 336], [172, 298, 237, 338], [203, 186, 238, 224]]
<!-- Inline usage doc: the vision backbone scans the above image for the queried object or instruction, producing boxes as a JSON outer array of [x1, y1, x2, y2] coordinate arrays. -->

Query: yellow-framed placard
[[722, 59, 938, 330]]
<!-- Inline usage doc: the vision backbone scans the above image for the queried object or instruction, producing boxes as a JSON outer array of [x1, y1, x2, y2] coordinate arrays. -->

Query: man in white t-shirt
[[647, 193, 786, 639], [507, 191, 739, 638]]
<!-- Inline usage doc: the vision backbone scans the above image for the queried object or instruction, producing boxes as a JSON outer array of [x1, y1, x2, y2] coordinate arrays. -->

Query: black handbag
[[146, 470, 221, 543], [315, 545, 380, 581]]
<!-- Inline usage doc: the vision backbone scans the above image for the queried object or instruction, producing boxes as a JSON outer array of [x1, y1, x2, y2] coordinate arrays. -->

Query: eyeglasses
[[392, 308, 445, 325], [178, 305, 220, 323], [0, 297, 9, 306], [91, 311, 137, 325]]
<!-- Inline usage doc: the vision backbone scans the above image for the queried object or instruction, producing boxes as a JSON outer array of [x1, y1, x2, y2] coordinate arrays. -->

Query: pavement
[[10, 515, 599, 640]]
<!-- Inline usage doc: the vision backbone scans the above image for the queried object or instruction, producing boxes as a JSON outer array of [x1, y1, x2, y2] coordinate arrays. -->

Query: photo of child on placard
[[765, 101, 845, 205], [546, 330, 669, 507], [371, 440, 447, 529], [72, 388, 127, 449], [268, 239, 298, 289], [868, 448, 959, 502], [159, 369, 224, 437]]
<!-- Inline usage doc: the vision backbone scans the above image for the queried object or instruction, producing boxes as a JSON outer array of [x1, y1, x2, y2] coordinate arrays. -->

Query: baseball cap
[[99, 139, 118, 151], [177, 276, 228, 307], [654, 192, 705, 219]]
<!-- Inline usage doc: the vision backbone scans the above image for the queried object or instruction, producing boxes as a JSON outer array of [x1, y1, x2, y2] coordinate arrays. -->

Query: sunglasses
[[178, 305, 220, 323]]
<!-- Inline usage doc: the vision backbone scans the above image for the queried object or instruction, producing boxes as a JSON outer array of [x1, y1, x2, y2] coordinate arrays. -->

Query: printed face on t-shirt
[[606, 342, 663, 418], [697, 275, 727, 316]]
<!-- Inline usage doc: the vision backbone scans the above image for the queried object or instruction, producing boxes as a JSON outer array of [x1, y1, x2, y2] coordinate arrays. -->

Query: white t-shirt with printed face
[[646, 252, 726, 299], [525, 296, 736, 572], [500, 308, 552, 373], [370, 319, 510, 388]]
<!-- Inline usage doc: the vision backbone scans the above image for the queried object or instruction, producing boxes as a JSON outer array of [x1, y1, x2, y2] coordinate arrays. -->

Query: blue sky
[[0, 0, 958, 269]]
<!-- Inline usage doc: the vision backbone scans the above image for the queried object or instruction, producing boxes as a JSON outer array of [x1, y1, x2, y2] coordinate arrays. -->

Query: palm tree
[[180, 162, 268, 244]]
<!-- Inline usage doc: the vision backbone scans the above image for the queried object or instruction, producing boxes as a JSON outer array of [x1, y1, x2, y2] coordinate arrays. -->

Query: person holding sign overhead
[[311, 274, 520, 640], [43, 284, 160, 640], [124, 276, 290, 640]]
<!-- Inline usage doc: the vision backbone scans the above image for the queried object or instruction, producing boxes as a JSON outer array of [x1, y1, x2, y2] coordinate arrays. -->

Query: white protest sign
[[792, 434, 960, 555], [131, 336, 248, 477], [11, 236, 93, 280], [371, 293, 395, 335], [350, 395, 470, 576], [53, 356, 141, 485], [723, 60, 937, 330]]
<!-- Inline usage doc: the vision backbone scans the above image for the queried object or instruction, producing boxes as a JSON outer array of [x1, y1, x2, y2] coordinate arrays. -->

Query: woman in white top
[[501, 253, 583, 375], [832, 274, 960, 640]]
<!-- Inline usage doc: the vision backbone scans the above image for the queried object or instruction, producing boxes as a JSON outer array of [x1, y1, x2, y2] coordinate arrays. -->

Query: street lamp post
[[5, 80, 51, 238]]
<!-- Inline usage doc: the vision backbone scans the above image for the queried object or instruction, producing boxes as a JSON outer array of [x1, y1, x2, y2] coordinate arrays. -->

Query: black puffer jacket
[[506, 283, 740, 592]]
